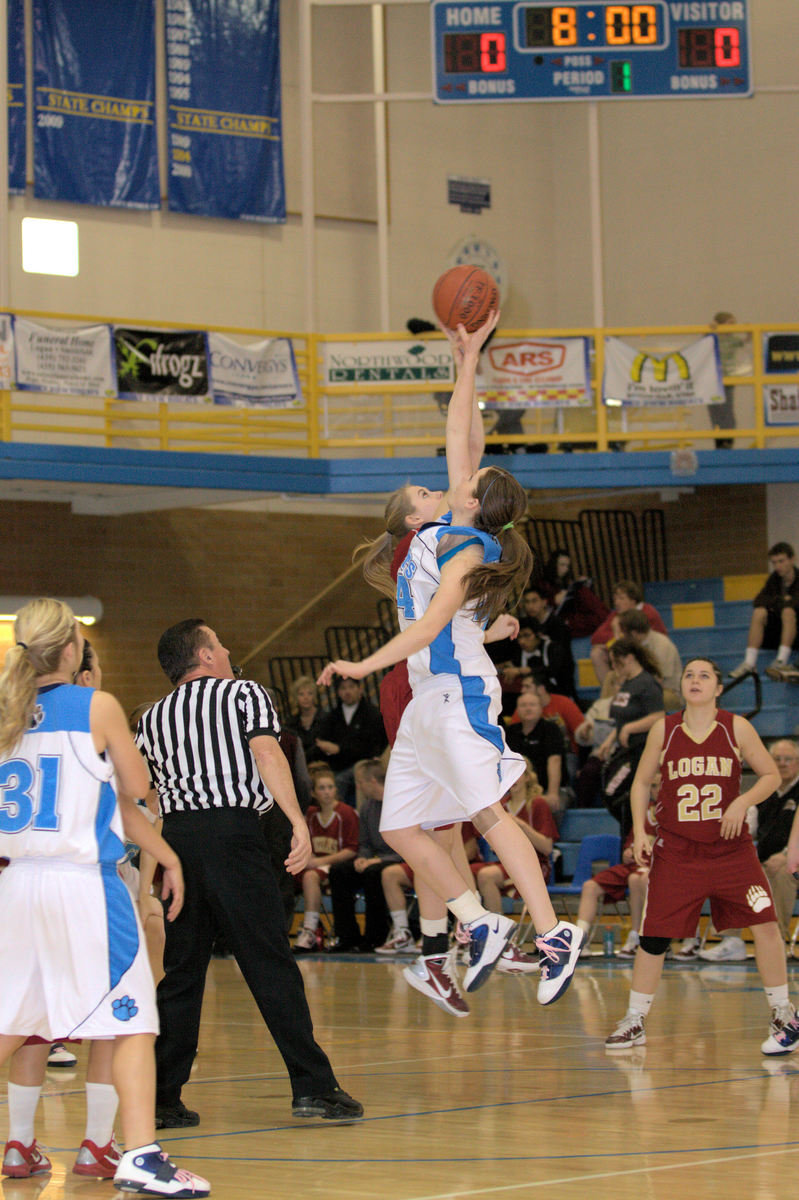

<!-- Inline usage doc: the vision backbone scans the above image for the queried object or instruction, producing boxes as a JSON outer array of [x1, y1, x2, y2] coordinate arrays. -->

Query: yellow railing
[[1, 313, 798, 457]]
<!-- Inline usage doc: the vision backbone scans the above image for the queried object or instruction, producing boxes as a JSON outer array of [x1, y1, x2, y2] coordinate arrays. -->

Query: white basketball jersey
[[0, 683, 123, 866], [396, 517, 501, 691]]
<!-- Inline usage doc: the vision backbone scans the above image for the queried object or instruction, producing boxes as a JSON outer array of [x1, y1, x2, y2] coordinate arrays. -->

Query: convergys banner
[[603, 335, 723, 407], [114, 328, 211, 402], [208, 333, 302, 407]]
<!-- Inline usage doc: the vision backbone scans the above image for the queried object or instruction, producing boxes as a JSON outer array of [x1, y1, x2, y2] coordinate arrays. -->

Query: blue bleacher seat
[[548, 834, 622, 907], [558, 808, 619, 841]]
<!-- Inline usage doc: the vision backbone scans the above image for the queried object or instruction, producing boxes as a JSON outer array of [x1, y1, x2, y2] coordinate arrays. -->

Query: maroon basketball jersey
[[656, 709, 745, 844]]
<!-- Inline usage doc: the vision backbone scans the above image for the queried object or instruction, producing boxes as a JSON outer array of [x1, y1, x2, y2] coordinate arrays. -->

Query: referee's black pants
[[155, 808, 338, 1108]]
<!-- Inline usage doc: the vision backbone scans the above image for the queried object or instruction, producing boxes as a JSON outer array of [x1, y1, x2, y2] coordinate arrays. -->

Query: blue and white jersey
[[397, 515, 501, 692], [0, 684, 123, 867]]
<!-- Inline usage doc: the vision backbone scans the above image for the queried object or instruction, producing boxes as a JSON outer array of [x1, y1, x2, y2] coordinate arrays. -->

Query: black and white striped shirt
[[135, 677, 279, 815]]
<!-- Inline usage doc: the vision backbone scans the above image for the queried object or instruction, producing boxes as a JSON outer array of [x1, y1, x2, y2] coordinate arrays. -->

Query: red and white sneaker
[[375, 927, 415, 955], [2, 1141, 52, 1178], [496, 944, 540, 974], [403, 950, 470, 1017], [73, 1135, 122, 1178]]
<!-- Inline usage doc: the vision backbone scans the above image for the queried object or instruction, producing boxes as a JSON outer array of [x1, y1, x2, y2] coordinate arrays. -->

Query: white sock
[[84, 1082, 119, 1146], [390, 910, 409, 932], [744, 647, 758, 668], [577, 918, 591, 934], [303, 912, 320, 932], [628, 990, 655, 1017], [777, 645, 792, 664], [626, 929, 640, 945], [420, 917, 448, 937], [765, 984, 789, 1010], [7, 1083, 41, 1146], [447, 891, 487, 925]]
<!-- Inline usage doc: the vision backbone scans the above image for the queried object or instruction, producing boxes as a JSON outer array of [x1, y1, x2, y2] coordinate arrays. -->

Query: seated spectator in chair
[[294, 767, 359, 953], [576, 786, 658, 958], [618, 608, 682, 708], [540, 549, 610, 638], [573, 672, 622, 807], [728, 542, 799, 682], [590, 579, 667, 685], [505, 691, 566, 812], [531, 671, 584, 754], [287, 675, 327, 765], [315, 677, 387, 805], [498, 621, 576, 711], [521, 583, 572, 648], [701, 738, 799, 960], [328, 758, 399, 951]]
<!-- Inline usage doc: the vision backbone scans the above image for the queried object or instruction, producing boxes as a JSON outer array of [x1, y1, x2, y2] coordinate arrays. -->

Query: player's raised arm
[[444, 312, 499, 489]]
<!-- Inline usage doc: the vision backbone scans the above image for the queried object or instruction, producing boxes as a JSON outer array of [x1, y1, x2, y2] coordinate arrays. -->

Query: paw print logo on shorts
[[746, 885, 771, 914], [112, 995, 139, 1022]]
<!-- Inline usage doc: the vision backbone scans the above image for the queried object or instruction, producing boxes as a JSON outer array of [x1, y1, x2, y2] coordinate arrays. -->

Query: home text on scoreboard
[[432, 2, 752, 102]]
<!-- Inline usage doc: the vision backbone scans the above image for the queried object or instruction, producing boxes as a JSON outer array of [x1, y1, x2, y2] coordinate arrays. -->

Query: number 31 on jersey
[[0, 757, 62, 833]]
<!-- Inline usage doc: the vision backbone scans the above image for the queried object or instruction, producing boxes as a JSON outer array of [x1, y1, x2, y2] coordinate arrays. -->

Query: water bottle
[[603, 926, 616, 957]]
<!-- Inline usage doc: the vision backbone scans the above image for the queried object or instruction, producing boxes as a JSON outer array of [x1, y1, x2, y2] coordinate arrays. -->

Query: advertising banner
[[322, 339, 454, 386], [764, 333, 799, 375], [14, 318, 116, 397], [764, 384, 799, 427], [208, 334, 302, 407], [603, 335, 723, 407], [477, 337, 591, 408], [166, 0, 285, 222], [0, 316, 15, 388], [33, 0, 159, 209], [114, 328, 211, 402], [8, 0, 26, 194]]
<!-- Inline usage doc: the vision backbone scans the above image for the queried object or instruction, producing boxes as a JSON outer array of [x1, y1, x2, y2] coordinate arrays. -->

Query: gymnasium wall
[[0, 484, 765, 713], [5, 3, 798, 333]]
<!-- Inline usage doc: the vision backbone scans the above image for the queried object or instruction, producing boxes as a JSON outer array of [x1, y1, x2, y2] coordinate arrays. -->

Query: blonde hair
[[356, 485, 417, 598], [0, 599, 79, 757], [288, 674, 317, 712]]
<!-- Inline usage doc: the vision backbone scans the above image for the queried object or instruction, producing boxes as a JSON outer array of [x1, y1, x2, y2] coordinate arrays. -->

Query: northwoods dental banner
[[32, 0, 159, 209], [166, 0, 285, 222]]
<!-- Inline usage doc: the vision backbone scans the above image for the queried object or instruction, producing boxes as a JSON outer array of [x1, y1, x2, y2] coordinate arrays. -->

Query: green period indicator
[[611, 60, 632, 93]]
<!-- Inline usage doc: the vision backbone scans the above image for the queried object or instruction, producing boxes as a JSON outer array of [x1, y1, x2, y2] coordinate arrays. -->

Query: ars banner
[[14, 318, 116, 397], [8, 0, 26, 194], [208, 334, 303, 407], [603, 335, 723, 407], [33, 0, 159, 209], [166, 0, 285, 222], [114, 328, 211, 402], [476, 337, 591, 408]]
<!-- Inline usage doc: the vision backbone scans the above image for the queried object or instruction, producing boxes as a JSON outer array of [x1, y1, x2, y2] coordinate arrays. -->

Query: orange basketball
[[432, 266, 499, 333]]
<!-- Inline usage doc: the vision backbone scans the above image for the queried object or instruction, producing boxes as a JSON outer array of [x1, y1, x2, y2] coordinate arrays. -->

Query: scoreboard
[[432, 1, 752, 102]]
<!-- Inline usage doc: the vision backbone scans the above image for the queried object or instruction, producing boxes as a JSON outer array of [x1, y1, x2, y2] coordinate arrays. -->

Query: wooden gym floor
[[4, 954, 799, 1200]]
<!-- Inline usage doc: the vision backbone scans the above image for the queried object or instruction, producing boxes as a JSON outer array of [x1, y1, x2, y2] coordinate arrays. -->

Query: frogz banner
[[114, 328, 211, 402]]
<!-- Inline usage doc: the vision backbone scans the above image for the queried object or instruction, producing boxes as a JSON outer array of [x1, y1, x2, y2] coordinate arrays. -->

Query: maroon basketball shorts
[[642, 831, 776, 938], [592, 861, 642, 903]]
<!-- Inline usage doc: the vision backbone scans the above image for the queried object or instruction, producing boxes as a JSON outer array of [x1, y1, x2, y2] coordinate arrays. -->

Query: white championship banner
[[603, 335, 723, 408], [14, 317, 116, 397], [764, 384, 799, 426], [208, 333, 303, 408], [322, 339, 454, 386], [0, 315, 14, 388], [477, 337, 591, 409]]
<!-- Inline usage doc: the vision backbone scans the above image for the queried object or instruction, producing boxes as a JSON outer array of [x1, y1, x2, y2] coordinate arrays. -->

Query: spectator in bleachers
[[294, 767, 359, 953], [328, 759, 399, 951], [618, 608, 682, 707], [701, 738, 799, 959], [576, 785, 658, 958], [728, 542, 799, 682], [498, 620, 576, 710], [573, 672, 622, 807], [530, 671, 584, 754], [315, 677, 387, 805], [287, 675, 327, 765], [472, 761, 558, 905], [590, 579, 668, 685], [540, 550, 610, 638], [505, 691, 565, 812], [521, 583, 572, 648]]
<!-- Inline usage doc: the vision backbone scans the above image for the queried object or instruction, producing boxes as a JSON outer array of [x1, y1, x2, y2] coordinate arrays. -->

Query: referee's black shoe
[[291, 1087, 364, 1121], [155, 1100, 201, 1129]]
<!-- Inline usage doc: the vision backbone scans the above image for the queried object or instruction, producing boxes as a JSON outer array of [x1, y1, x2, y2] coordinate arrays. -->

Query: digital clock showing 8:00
[[432, 1, 751, 102]]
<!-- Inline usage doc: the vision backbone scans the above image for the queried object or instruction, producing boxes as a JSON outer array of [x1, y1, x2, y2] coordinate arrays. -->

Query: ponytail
[[355, 484, 417, 598], [0, 599, 78, 757], [461, 467, 533, 624]]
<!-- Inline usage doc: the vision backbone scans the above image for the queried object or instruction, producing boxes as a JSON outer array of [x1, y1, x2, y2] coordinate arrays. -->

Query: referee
[[136, 618, 363, 1128]]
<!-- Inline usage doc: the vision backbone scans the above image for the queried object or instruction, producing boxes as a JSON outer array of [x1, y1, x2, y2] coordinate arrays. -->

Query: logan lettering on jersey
[[666, 756, 733, 779]]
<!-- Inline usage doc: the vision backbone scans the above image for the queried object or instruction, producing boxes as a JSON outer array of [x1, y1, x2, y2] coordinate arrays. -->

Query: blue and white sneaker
[[536, 920, 584, 1006], [761, 1004, 799, 1056], [462, 912, 516, 992], [114, 1144, 210, 1197]]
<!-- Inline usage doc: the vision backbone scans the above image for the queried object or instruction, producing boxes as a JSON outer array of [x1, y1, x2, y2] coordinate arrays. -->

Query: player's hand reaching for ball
[[456, 310, 500, 361], [317, 659, 367, 687]]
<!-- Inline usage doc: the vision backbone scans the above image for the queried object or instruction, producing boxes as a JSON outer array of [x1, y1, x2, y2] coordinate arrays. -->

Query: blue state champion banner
[[7, 0, 26, 194], [33, 0, 159, 209], [166, 0, 285, 222]]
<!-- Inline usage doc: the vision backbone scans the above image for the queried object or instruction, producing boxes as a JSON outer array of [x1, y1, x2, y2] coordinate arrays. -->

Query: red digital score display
[[678, 27, 741, 68], [444, 32, 507, 74]]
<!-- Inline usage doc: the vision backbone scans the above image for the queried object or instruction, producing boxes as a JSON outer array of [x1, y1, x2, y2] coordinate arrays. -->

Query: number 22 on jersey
[[0, 757, 62, 833], [676, 782, 722, 823]]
